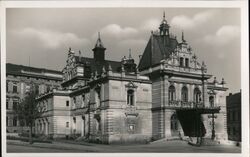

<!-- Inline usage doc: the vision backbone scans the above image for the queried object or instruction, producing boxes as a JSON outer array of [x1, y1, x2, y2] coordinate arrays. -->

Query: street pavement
[[7, 139, 241, 153]]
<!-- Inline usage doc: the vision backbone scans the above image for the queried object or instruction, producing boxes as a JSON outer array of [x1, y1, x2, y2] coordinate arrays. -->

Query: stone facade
[[226, 92, 241, 143], [34, 14, 229, 144], [138, 14, 228, 143], [6, 63, 63, 133]]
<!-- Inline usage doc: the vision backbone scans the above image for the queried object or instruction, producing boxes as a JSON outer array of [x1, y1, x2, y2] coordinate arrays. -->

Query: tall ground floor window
[[127, 89, 134, 106], [13, 117, 17, 126]]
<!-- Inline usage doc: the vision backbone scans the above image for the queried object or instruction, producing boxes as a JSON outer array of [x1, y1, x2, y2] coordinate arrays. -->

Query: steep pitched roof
[[6, 63, 62, 75], [74, 56, 122, 74], [138, 34, 178, 70], [6, 63, 63, 80]]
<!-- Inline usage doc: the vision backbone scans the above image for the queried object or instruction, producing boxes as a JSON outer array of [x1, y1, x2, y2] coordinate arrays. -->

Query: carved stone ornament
[[125, 81, 138, 89]]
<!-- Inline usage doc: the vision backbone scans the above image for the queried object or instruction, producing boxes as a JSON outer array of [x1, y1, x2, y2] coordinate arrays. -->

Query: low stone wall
[[108, 134, 151, 144]]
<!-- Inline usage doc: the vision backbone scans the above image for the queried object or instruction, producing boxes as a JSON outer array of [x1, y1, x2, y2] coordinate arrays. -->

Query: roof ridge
[[6, 63, 62, 74]]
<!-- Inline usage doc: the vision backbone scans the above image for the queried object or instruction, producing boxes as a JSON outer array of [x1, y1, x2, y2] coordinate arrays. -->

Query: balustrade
[[168, 100, 220, 110]]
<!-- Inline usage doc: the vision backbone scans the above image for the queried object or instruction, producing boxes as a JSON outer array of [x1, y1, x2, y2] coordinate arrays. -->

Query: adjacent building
[[226, 91, 241, 144], [6, 63, 63, 133], [34, 13, 229, 144]]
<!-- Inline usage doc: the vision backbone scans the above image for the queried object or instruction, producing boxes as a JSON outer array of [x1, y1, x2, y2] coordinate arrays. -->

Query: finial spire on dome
[[95, 32, 105, 48], [182, 31, 186, 42], [159, 11, 169, 36], [98, 32, 100, 39], [129, 48, 132, 59]]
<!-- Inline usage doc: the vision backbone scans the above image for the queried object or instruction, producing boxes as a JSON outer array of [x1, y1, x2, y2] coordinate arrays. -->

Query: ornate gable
[[125, 81, 138, 89]]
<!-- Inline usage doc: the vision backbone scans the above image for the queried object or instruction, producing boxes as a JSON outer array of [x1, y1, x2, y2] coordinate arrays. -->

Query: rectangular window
[[25, 85, 30, 93], [6, 117, 8, 127], [66, 100, 69, 106], [82, 94, 85, 107], [97, 119, 101, 131], [66, 122, 69, 128], [46, 85, 50, 93], [6, 100, 9, 109], [127, 90, 134, 106], [95, 89, 101, 108], [180, 57, 184, 67], [6, 82, 9, 92], [13, 117, 17, 126], [185, 58, 189, 67], [35, 85, 39, 95], [13, 101, 18, 110], [13, 83, 18, 93], [73, 97, 76, 109], [128, 124, 135, 133]]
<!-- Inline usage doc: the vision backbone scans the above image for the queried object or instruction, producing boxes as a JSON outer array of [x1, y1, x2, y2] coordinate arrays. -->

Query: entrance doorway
[[171, 113, 179, 136], [82, 116, 85, 136]]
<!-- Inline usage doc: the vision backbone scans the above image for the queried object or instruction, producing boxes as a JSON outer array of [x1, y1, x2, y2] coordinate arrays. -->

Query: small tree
[[14, 87, 41, 144]]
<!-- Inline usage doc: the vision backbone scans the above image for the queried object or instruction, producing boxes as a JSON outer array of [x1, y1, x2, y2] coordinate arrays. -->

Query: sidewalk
[[7, 139, 241, 153]]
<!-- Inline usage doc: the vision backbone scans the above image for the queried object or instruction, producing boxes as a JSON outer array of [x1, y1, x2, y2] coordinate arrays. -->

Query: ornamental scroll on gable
[[164, 38, 203, 70], [62, 48, 77, 82]]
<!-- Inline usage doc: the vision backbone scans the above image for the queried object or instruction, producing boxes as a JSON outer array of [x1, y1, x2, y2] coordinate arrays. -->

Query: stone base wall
[[108, 134, 151, 144]]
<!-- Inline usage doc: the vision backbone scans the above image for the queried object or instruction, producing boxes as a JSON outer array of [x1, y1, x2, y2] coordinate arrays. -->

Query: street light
[[198, 61, 207, 145], [208, 114, 217, 140]]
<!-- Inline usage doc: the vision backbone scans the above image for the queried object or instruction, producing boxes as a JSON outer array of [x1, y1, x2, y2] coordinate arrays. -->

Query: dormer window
[[180, 57, 184, 67], [185, 58, 189, 67]]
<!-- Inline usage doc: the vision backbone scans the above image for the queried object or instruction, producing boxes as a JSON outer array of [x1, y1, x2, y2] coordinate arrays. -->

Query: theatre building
[[34, 14, 228, 144]]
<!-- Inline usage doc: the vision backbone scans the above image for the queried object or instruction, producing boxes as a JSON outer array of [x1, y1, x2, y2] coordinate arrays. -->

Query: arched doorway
[[171, 113, 179, 136]]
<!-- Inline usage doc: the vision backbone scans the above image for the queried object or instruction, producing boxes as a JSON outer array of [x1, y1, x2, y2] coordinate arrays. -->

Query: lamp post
[[208, 113, 217, 140], [199, 61, 207, 145]]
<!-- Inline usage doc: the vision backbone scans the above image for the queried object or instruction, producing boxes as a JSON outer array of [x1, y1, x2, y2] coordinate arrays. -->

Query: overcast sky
[[6, 8, 241, 93]]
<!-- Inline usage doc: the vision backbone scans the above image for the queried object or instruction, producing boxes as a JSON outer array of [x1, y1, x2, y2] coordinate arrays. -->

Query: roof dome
[[162, 19, 167, 24], [94, 32, 105, 49], [161, 11, 168, 25]]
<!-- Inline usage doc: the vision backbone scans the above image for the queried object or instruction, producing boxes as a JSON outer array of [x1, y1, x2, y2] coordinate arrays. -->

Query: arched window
[[168, 85, 176, 101], [209, 96, 214, 107], [127, 89, 134, 106], [180, 57, 184, 67], [194, 88, 201, 103], [181, 86, 188, 102]]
